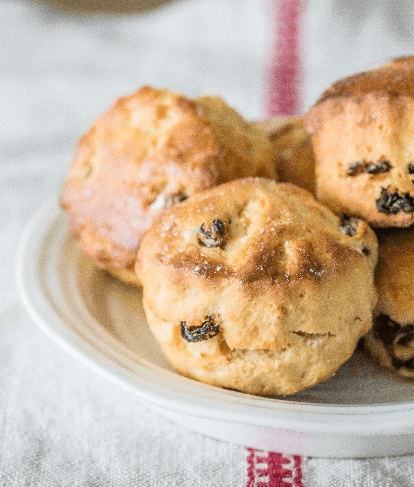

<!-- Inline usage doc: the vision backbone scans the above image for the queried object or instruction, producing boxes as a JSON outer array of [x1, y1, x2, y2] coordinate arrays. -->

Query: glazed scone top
[[305, 56, 414, 227], [61, 86, 276, 271], [314, 56, 414, 105], [137, 178, 378, 352]]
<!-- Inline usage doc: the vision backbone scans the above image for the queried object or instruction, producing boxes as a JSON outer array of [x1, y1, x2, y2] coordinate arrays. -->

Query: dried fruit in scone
[[253, 115, 316, 195], [363, 227, 414, 379], [136, 178, 378, 397], [61, 86, 276, 287], [305, 56, 414, 227]]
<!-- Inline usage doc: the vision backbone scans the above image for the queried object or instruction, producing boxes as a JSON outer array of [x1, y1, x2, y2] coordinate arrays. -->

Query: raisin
[[347, 161, 364, 176], [395, 325, 414, 347], [180, 316, 220, 342], [365, 160, 391, 174], [391, 357, 405, 370], [347, 160, 391, 176], [374, 314, 401, 346], [340, 214, 359, 236], [392, 357, 414, 370], [374, 314, 414, 347], [403, 358, 414, 370], [376, 188, 414, 214], [164, 192, 188, 208], [408, 163, 414, 174], [361, 247, 370, 256], [198, 219, 226, 248]]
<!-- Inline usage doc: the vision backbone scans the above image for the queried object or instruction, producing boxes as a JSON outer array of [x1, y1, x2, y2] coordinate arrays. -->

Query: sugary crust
[[254, 116, 316, 195], [305, 56, 414, 227], [61, 86, 276, 284], [316, 56, 414, 103], [137, 178, 378, 396], [374, 227, 414, 324]]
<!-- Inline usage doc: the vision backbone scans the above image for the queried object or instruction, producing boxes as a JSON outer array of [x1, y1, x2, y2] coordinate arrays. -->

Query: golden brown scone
[[305, 56, 414, 227], [61, 86, 276, 287], [254, 116, 316, 194], [363, 227, 414, 378], [137, 178, 378, 397]]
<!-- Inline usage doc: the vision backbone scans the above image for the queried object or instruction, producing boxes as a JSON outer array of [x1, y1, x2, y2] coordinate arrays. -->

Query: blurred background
[[3, 1, 414, 482]]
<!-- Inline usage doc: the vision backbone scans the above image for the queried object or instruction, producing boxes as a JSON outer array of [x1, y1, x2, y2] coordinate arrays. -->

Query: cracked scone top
[[305, 56, 414, 227], [136, 178, 378, 396], [61, 86, 276, 286]]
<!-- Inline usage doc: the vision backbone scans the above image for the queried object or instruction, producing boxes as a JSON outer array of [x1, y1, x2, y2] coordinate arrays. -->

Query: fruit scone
[[305, 56, 414, 227], [136, 178, 378, 396], [254, 116, 316, 195], [61, 86, 276, 287], [363, 227, 414, 378]]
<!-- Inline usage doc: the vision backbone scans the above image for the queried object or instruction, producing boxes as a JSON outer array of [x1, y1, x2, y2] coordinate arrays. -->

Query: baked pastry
[[363, 227, 414, 378], [136, 177, 378, 396], [61, 86, 276, 286], [254, 115, 315, 194], [305, 55, 414, 227]]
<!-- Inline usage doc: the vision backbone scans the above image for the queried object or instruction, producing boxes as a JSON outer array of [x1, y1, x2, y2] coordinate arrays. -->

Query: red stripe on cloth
[[266, 0, 307, 117], [246, 448, 304, 487]]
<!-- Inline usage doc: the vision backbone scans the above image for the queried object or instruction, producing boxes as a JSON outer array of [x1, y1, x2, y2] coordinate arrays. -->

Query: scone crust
[[61, 86, 276, 282], [362, 227, 414, 379], [255, 116, 316, 195], [137, 178, 378, 396], [375, 228, 414, 324], [305, 56, 414, 227]]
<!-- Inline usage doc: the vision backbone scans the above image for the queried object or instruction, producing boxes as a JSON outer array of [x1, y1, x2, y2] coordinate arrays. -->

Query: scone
[[305, 55, 414, 227], [61, 86, 276, 286], [136, 178, 378, 396], [254, 115, 316, 194], [363, 227, 414, 378]]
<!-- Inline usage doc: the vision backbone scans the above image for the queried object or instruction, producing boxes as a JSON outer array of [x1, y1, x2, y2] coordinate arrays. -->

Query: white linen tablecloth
[[3, 0, 414, 485]]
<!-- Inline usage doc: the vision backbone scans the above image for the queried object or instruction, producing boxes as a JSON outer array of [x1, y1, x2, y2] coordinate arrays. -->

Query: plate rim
[[15, 196, 414, 439]]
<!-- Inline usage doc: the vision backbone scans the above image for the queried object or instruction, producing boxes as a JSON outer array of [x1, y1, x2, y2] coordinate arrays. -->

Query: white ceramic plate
[[16, 197, 414, 458]]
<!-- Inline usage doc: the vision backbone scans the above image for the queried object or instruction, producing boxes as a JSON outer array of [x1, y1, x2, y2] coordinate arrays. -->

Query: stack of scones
[[62, 56, 414, 396]]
